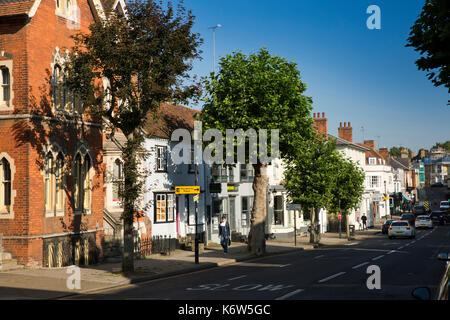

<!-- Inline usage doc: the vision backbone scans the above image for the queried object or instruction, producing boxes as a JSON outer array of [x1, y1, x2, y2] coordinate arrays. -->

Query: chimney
[[364, 140, 375, 149], [379, 148, 389, 161], [313, 112, 328, 137], [401, 147, 409, 159], [338, 121, 353, 142]]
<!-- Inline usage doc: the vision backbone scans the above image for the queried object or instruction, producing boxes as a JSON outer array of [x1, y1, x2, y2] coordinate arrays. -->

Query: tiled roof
[[0, 0, 35, 17], [143, 103, 200, 139]]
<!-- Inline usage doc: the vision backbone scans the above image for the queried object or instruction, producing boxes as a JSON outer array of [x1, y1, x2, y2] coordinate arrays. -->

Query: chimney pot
[[322, 112, 325, 118], [348, 122, 351, 127], [340, 122, 342, 128], [313, 113, 316, 118]]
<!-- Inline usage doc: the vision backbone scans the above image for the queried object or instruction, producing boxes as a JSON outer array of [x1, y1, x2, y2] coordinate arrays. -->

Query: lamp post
[[209, 24, 222, 73]]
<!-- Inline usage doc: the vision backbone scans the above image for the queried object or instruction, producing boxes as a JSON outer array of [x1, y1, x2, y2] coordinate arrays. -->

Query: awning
[[402, 193, 411, 201]]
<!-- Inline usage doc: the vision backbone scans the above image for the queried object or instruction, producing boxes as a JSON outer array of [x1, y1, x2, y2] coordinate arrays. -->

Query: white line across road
[[279, 264, 291, 268], [352, 262, 369, 269], [387, 250, 396, 255], [228, 275, 247, 281], [318, 272, 346, 283], [372, 255, 385, 261], [314, 255, 326, 259], [275, 289, 304, 300]]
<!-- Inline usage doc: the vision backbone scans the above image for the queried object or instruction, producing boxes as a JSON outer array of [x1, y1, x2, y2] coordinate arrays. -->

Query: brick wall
[[0, 0, 104, 266]]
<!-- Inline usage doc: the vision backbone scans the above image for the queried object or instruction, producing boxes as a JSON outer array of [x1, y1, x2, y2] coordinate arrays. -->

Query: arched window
[[74, 153, 82, 211], [1, 67, 10, 105], [83, 154, 92, 211], [73, 152, 92, 213], [112, 159, 123, 205], [2, 158, 11, 208], [55, 153, 64, 211], [53, 65, 62, 109], [45, 153, 54, 212]]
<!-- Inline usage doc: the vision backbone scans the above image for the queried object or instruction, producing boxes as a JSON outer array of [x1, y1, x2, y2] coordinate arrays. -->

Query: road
[[69, 223, 450, 300]]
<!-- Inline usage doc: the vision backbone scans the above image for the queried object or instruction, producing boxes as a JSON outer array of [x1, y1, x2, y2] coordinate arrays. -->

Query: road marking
[[411, 240, 416, 244], [275, 289, 304, 300], [345, 243, 358, 246], [280, 264, 291, 268], [352, 262, 369, 269], [398, 246, 404, 250], [372, 255, 385, 261], [318, 272, 346, 283], [387, 250, 396, 255], [228, 275, 247, 281], [314, 255, 325, 259]]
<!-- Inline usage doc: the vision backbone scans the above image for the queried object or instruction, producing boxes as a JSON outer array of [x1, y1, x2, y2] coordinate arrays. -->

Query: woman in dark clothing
[[219, 215, 231, 253]]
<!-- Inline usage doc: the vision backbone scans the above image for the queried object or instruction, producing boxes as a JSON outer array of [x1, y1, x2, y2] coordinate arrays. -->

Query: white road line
[[372, 255, 385, 261], [352, 262, 369, 269], [387, 250, 396, 255], [275, 289, 304, 300], [318, 272, 346, 283], [345, 243, 358, 246], [228, 275, 247, 281], [398, 246, 404, 250], [411, 240, 416, 244], [280, 264, 291, 268], [314, 255, 325, 259]]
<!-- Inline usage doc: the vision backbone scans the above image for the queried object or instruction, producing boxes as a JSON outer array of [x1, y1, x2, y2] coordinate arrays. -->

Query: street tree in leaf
[[283, 136, 341, 244], [65, 0, 202, 273], [406, 0, 450, 104], [200, 48, 314, 255], [329, 154, 365, 239]]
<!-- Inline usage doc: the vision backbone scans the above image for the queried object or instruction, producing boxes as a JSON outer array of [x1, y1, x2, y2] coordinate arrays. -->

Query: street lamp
[[209, 24, 222, 74]]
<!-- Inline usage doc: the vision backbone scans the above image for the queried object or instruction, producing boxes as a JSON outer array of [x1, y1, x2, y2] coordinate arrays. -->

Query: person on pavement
[[219, 215, 231, 254], [361, 215, 367, 230]]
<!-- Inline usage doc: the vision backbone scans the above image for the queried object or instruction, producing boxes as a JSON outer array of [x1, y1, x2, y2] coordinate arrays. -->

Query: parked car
[[440, 201, 449, 212], [431, 182, 444, 187], [401, 213, 416, 226], [413, 204, 425, 215], [430, 211, 447, 225], [412, 252, 450, 300], [415, 215, 433, 229], [382, 219, 395, 234], [388, 221, 415, 239]]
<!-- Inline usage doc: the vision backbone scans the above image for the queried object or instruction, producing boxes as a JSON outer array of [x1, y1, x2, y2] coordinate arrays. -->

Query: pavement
[[0, 224, 383, 299]]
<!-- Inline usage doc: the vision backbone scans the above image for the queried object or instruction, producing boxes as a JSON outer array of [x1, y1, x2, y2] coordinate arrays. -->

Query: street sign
[[382, 197, 389, 201], [193, 194, 199, 202], [175, 186, 200, 194], [286, 203, 301, 211]]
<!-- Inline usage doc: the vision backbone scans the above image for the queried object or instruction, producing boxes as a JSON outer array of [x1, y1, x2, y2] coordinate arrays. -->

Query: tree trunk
[[121, 132, 142, 274], [247, 163, 267, 256], [346, 212, 350, 239], [309, 207, 315, 244]]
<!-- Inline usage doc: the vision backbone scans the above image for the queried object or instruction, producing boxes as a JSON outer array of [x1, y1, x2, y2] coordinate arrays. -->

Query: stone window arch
[[0, 153, 16, 219], [0, 52, 14, 110], [73, 144, 94, 214], [43, 142, 67, 217]]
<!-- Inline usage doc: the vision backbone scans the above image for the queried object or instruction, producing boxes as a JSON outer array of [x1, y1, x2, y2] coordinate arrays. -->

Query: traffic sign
[[175, 186, 200, 194], [193, 194, 199, 202]]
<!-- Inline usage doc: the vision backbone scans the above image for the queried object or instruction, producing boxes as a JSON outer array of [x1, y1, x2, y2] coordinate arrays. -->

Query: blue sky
[[183, 0, 449, 153]]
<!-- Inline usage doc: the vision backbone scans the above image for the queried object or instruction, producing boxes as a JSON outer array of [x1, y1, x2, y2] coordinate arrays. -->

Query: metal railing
[[134, 235, 177, 258]]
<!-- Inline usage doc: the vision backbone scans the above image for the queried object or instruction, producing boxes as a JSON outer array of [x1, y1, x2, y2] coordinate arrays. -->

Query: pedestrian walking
[[361, 215, 367, 230], [219, 215, 231, 254]]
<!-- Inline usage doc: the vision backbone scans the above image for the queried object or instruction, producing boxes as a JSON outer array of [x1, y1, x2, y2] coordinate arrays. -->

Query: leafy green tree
[[66, 0, 202, 272], [432, 141, 450, 152], [200, 48, 314, 255], [284, 137, 341, 244], [329, 156, 365, 239], [389, 146, 412, 158], [406, 0, 450, 104]]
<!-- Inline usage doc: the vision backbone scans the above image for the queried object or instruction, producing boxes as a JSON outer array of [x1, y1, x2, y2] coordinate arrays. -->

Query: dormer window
[[368, 157, 376, 165]]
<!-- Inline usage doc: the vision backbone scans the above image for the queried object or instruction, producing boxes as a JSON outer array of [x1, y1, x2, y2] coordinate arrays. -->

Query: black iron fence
[[134, 235, 177, 258]]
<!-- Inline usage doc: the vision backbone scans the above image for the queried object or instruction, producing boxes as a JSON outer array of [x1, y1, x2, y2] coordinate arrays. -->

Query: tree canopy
[[406, 0, 450, 104]]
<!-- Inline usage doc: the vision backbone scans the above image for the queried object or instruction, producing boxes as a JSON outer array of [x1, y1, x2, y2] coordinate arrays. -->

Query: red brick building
[[0, 0, 115, 267]]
